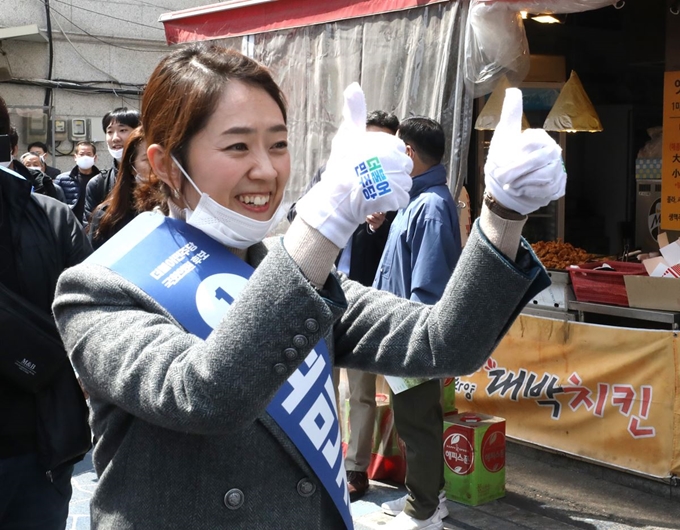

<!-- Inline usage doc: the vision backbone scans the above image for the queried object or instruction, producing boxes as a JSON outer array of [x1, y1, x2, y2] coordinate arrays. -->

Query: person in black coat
[[5, 130, 63, 201], [0, 95, 92, 530], [19, 151, 66, 202], [27, 141, 62, 179], [84, 107, 141, 224], [87, 126, 152, 250]]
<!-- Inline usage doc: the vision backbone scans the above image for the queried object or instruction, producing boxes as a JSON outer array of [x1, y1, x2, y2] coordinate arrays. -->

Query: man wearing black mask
[[6, 128, 64, 201], [27, 141, 62, 179]]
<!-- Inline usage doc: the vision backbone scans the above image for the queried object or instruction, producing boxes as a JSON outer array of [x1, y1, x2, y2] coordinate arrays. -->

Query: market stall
[[158, 0, 680, 484], [462, 229, 680, 482]]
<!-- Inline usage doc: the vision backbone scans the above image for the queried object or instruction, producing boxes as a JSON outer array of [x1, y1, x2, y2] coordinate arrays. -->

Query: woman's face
[[133, 140, 150, 181], [183, 80, 290, 221]]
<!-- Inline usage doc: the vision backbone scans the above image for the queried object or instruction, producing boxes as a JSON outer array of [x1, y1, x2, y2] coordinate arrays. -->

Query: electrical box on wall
[[53, 119, 67, 142], [86, 119, 105, 143], [22, 114, 48, 144], [69, 118, 87, 141]]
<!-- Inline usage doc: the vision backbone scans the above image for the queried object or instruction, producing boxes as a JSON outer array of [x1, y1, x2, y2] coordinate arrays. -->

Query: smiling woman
[[163, 82, 289, 229], [143, 45, 291, 248], [52, 42, 556, 530]]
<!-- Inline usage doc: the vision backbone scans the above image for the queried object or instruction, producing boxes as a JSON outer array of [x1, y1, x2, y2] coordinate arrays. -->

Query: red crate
[[568, 261, 647, 307]]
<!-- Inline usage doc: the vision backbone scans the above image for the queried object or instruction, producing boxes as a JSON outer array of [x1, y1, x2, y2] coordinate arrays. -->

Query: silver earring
[[172, 188, 180, 199]]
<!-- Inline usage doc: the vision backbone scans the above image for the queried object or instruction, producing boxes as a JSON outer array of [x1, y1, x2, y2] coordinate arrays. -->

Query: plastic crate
[[568, 261, 647, 307]]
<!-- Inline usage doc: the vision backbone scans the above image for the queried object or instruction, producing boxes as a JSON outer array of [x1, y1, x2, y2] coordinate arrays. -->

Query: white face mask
[[108, 146, 124, 161], [171, 155, 286, 249], [75, 155, 95, 170], [132, 165, 147, 184]]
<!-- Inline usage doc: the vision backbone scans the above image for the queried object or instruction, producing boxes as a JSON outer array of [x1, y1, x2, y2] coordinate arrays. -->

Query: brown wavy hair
[[142, 42, 287, 205], [90, 126, 153, 242]]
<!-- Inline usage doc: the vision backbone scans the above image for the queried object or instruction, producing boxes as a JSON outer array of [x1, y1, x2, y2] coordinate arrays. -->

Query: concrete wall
[[0, 0, 193, 172]]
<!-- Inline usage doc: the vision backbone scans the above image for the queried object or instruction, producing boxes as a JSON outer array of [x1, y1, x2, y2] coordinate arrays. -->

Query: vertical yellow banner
[[661, 71, 680, 230]]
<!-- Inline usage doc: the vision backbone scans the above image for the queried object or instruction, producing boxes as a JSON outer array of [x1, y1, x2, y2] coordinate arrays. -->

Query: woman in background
[[88, 127, 153, 249]]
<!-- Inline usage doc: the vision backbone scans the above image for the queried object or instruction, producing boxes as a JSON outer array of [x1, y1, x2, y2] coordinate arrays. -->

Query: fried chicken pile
[[531, 240, 595, 270]]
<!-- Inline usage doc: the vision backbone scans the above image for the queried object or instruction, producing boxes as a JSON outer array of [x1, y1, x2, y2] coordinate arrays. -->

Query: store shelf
[[568, 301, 680, 329]]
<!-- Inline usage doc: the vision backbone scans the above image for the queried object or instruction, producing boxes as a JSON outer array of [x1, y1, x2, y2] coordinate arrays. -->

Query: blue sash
[[0, 165, 28, 181], [86, 212, 352, 529]]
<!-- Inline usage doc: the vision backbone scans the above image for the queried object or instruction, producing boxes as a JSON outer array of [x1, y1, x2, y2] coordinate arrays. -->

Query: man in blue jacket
[[375, 117, 461, 530], [55, 140, 101, 224]]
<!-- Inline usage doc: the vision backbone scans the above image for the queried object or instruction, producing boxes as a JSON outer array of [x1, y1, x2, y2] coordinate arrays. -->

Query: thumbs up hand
[[484, 88, 566, 216], [296, 83, 412, 248]]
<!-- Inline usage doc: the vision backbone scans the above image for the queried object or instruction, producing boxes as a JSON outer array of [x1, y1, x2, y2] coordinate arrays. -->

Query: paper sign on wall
[[661, 71, 680, 230]]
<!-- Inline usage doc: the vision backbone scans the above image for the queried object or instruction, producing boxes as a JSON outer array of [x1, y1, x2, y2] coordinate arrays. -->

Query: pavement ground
[[67, 442, 680, 530]]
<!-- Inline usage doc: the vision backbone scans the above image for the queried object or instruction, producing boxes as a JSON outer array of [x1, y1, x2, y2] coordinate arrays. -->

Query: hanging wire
[[35, 0, 169, 53], [8, 79, 143, 96], [50, 0, 165, 32], [43, 0, 54, 109], [50, 12, 121, 82], [105, 0, 174, 11]]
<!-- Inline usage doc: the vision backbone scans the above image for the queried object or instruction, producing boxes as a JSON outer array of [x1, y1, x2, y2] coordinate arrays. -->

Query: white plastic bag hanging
[[465, 0, 619, 98], [465, 2, 530, 98]]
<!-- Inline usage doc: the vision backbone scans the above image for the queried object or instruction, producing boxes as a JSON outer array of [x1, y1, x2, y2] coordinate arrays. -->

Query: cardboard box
[[442, 412, 506, 506], [624, 275, 680, 311]]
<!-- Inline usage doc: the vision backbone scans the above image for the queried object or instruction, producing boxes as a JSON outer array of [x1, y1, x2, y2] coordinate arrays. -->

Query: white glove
[[296, 83, 413, 248], [484, 88, 567, 216]]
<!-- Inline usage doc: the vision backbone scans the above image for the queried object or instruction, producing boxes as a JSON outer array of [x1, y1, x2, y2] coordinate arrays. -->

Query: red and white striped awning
[[159, 0, 451, 45], [158, 0, 617, 45]]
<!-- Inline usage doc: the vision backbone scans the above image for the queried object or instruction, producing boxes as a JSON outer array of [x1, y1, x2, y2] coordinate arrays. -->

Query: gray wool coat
[[52, 221, 548, 530]]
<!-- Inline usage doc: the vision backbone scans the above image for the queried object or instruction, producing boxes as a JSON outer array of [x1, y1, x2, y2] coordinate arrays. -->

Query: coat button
[[304, 318, 319, 333], [284, 348, 298, 361], [224, 488, 244, 510], [293, 335, 308, 348], [297, 478, 316, 497], [273, 363, 287, 375]]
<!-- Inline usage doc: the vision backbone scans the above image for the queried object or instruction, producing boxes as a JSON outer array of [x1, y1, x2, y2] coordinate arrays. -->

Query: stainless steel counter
[[522, 268, 680, 329], [568, 301, 680, 329], [521, 306, 577, 321]]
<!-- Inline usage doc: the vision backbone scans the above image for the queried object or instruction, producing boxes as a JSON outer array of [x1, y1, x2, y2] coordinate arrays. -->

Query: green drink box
[[442, 412, 506, 506], [442, 377, 457, 414]]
